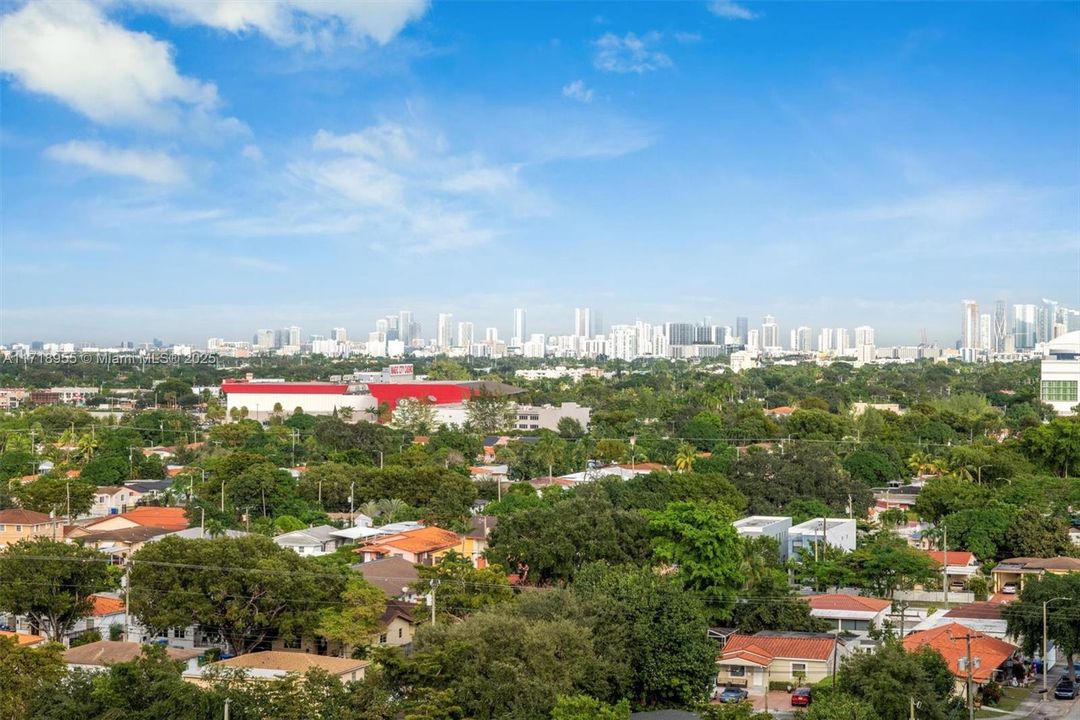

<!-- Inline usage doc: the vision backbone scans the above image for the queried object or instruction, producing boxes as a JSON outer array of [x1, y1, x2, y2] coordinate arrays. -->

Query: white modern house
[[273, 525, 345, 556], [733, 516, 792, 560], [1039, 331, 1080, 415], [788, 518, 857, 557]]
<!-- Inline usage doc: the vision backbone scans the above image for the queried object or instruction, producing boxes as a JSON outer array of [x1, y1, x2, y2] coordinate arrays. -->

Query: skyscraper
[[457, 321, 474, 350], [795, 326, 812, 352], [1013, 304, 1037, 350], [331, 327, 347, 343], [437, 313, 454, 350], [735, 317, 749, 345], [979, 314, 992, 352], [512, 308, 527, 347], [399, 311, 414, 344], [665, 322, 696, 346], [836, 328, 850, 354], [574, 308, 591, 338], [818, 327, 834, 353], [854, 325, 875, 348], [287, 326, 302, 347], [961, 300, 979, 349], [993, 300, 1007, 353], [254, 329, 274, 350], [761, 315, 779, 349]]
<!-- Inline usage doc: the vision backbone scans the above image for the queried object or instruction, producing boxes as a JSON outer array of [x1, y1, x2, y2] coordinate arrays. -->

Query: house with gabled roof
[[0, 508, 62, 547], [715, 631, 847, 692], [272, 524, 344, 556], [354, 526, 463, 565], [903, 622, 1019, 693], [804, 594, 892, 635]]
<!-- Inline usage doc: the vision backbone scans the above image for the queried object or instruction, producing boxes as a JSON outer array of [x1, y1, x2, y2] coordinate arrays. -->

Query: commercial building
[[1039, 330, 1080, 415], [513, 402, 591, 432]]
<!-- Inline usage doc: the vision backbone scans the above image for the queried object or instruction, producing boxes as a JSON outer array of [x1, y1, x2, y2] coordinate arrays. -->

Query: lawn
[[974, 685, 1032, 718]]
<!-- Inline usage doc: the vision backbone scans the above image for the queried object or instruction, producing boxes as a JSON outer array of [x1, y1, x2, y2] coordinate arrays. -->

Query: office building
[[818, 327, 834, 353], [735, 316, 749, 345], [437, 314, 454, 351], [993, 300, 1007, 353], [1013, 304, 1038, 350], [253, 329, 274, 350], [1039, 331, 1080, 415], [331, 327, 347, 343], [457, 322, 474, 350], [574, 308, 591, 338], [836, 328, 850, 354], [665, 322, 696, 347], [961, 300, 979, 349], [979, 314, 991, 353], [512, 308, 527, 347], [761, 315, 780, 349], [398, 311, 414, 344]]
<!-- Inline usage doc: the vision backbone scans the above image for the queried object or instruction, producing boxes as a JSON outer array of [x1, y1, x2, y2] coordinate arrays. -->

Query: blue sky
[[1, 0, 1078, 346]]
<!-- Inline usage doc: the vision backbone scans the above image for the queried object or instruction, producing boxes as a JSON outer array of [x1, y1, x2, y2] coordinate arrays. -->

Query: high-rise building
[[735, 317, 749, 345], [979, 314, 992, 353], [437, 313, 454, 350], [794, 326, 812, 352], [331, 327, 347, 343], [1013, 304, 1038, 350], [761, 315, 779, 349], [253, 329, 274, 350], [818, 327, 834, 353], [457, 321, 474, 350], [747, 329, 760, 351], [1040, 299, 1059, 343], [512, 308, 527, 347], [993, 300, 1007, 353], [961, 300, 979, 349], [836, 328, 850, 354], [665, 322, 696, 346], [574, 308, 592, 338], [287, 326, 302, 347], [485, 327, 498, 343], [399, 311, 414, 344], [375, 318, 388, 335], [855, 325, 875, 348]]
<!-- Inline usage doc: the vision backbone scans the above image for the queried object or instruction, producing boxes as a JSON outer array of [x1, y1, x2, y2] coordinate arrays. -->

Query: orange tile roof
[[903, 622, 1017, 683], [65, 470, 81, 478], [0, 508, 55, 525], [805, 594, 891, 613], [722, 632, 839, 663], [90, 595, 125, 616], [358, 526, 461, 555], [87, 506, 190, 531], [0, 630, 47, 646], [926, 551, 976, 567]]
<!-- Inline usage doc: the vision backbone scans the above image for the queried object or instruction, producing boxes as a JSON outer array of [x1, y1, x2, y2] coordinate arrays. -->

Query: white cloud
[[440, 166, 518, 194], [708, 0, 758, 20], [312, 124, 414, 161], [130, 0, 429, 48], [229, 256, 286, 272], [562, 80, 594, 103], [241, 144, 265, 162], [45, 140, 187, 184], [593, 32, 672, 74], [0, 0, 221, 128]]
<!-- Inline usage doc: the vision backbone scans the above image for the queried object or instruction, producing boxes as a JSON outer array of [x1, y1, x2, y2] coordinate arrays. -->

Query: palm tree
[[533, 432, 566, 479], [675, 442, 696, 473], [76, 432, 98, 461], [358, 500, 382, 519], [377, 498, 407, 519]]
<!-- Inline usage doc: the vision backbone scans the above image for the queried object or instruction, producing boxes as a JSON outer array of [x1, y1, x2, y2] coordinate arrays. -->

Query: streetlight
[[1043, 597, 1072, 697]]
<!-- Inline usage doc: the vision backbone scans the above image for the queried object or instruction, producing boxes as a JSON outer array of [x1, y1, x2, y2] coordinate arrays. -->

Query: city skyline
[[2, 2, 1079, 344]]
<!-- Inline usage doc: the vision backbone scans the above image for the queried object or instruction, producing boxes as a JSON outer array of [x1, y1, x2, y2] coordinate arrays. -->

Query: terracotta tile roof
[[86, 506, 189, 531], [64, 640, 200, 666], [721, 631, 839, 663], [926, 551, 976, 567], [357, 526, 461, 556], [903, 623, 1017, 683], [90, 595, 125, 616], [64, 470, 81, 478], [210, 650, 369, 675], [0, 508, 55, 525], [805, 594, 891, 613], [0, 630, 47, 646]]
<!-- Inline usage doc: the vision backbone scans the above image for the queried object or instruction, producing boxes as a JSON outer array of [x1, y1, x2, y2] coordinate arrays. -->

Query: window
[[0, 525, 5, 532], [283, 637, 302, 649], [1041, 380, 1078, 403], [791, 663, 807, 677], [379, 634, 387, 644], [729, 665, 745, 677], [840, 619, 870, 632], [398, 628, 403, 638], [172, 627, 187, 639], [15, 525, 21, 532]]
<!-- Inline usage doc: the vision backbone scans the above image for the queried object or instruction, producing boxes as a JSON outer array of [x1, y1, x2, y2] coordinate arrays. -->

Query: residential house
[[64, 640, 201, 674], [0, 508, 62, 548], [910, 602, 1015, 642], [925, 550, 980, 591], [66, 595, 126, 645], [271, 600, 418, 656], [354, 526, 462, 565], [715, 631, 847, 692], [183, 651, 369, 686], [787, 518, 857, 558], [90, 486, 143, 517], [0, 630, 46, 647], [351, 556, 420, 602], [457, 515, 497, 568], [72, 506, 190, 535], [124, 479, 175, 500], [804, 594, 891, 636], [903, 622, 1019, 694], [272, 525, 345, 557], [733, 516, 792, 560], [66, 507, 190, 562], [990, 557, 1080, 594]]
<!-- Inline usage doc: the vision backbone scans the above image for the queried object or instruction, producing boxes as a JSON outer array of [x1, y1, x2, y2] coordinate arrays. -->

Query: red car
[[791, 687, 812, 707]]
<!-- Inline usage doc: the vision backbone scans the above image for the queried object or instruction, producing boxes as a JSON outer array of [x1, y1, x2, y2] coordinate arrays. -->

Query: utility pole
[[428, 580, 440, 624], [123, 561, 132, 641], [942, 524, 949, 606], [910, 696, 916, 720], [1043, 597, 1072, 697], [223, 697, 231, 720], [221, 478, 226, 512]]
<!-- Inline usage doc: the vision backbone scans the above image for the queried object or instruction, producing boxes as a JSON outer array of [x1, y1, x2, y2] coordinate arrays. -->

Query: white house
[[733, 516, 792, 560], [805, 594, 891, 636], [273, 525, 345, 556], [788, 518, 857, 558], [90, 486, 143, 517]]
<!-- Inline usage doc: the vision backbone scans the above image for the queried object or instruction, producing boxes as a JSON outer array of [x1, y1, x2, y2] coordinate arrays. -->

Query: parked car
[[1055, 677, 1077, 700], [1002, 583, 1018, 595], [716, 686, 749, 703], [791, 687, 813, 706]]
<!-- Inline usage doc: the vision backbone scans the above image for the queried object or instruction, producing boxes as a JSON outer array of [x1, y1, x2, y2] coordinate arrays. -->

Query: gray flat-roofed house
[[273, 524, 343, 557]]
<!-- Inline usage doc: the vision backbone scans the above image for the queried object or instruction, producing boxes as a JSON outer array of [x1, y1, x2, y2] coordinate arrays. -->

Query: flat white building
[[1039, 330, 1080, 415], [733, 516, 792, 560], [788, 518, 857, 557]]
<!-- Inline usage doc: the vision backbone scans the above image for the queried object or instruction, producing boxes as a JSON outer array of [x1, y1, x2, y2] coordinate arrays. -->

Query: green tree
[[551, 695, 630, 719], [1022, 416, 1080, 476], [644, 501, 745, 621], [1000, 505, 1074, 560], [674, 442, 696, 473], [0, 538, 115, 641], [465, 393, 517, 435], [415, 551, 513, 621], [129, 535, 344, 655], [731, 570, 828, 633], [298, 462, 357, 511], [392, 398, 438, 435], [556, 417, 585, 439], [802, 692, 877, 720], [317, 576, 387, 655], [533, 431, 567, 479], [840, 532, 937, 598], [0, 634, 66, 720], [12, 475, 94, 517], [837, 639, 959, 720]]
